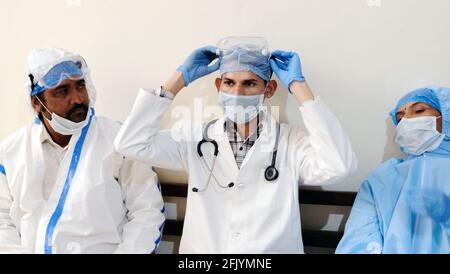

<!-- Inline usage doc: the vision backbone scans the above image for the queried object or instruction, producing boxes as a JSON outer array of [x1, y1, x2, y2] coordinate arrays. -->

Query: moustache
[[66, 104, 89, 119]]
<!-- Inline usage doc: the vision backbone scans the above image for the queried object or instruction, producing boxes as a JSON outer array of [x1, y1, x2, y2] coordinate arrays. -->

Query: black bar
[[161, 183, 189, 198], [164, 219, 184, 236], [299, 189, 356, 206], [160, 182, 357, 207], [302, 230, 343, 248]]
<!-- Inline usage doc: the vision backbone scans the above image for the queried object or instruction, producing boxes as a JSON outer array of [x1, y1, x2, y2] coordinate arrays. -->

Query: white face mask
[[394, 116, 445, 156], [218, 91, 265, 124], [36, 97, 90, 135]]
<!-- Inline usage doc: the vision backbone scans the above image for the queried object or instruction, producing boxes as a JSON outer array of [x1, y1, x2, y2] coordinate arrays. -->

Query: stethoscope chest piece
[[264, 165, 279, 182]]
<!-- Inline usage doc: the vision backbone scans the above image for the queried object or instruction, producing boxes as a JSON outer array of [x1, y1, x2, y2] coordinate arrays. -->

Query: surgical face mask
[[394, 116, 445, 156], [218, 91, 265, 124], [36, 96, 90, 136]]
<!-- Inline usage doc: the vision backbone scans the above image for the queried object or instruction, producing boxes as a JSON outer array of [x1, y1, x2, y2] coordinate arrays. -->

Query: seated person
[[336, 86, 450, 254]]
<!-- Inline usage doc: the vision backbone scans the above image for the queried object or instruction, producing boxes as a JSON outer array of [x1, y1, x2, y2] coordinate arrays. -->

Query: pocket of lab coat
[[254, 168, 293, 208]]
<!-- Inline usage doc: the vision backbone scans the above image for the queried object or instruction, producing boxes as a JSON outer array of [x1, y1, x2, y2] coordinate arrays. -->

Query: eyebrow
[[53, 79, 85, 92], [54, 84, 70, 91], [223, 78, 235, 82], [74, 79, 86, 86], [223, 78, 258, 82], [410, 102, 426, 108]]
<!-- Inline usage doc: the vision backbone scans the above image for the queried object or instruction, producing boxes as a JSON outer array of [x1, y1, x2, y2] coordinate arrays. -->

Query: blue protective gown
[[336, 87, 450, 254]]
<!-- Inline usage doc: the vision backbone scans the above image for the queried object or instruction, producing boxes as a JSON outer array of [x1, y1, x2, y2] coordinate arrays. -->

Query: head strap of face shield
[[29, 73, 47, 96]]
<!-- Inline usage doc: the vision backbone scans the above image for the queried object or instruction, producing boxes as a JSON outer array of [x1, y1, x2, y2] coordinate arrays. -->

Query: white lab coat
[[114, 89, 358, 254], [0, 112, 165, 254]]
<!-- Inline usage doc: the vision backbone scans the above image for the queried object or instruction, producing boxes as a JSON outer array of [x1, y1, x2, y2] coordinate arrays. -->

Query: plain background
[[1, 0, 450, 192]]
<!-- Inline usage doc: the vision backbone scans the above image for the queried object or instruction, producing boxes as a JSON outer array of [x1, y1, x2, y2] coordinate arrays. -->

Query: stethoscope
[[192, 118, 280, 193]]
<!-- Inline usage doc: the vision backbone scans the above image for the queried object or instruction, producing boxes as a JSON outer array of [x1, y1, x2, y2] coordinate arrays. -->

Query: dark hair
[[29, 73, 46, 103], [28, 74, 36, 91]]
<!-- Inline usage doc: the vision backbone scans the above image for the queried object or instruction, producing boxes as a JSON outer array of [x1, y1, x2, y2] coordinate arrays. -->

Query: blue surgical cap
[[219, 46, 272, 81], [390, 87, 441, 125]]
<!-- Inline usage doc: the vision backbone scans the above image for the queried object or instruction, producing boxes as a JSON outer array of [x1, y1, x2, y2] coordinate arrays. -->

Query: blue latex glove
[[177, 46, 220, 87], [270, 50, 305, 93], [405, 188, 450, 223]]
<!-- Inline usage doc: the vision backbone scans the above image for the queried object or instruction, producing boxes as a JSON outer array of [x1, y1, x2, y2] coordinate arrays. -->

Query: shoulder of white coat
[[280, 122, 309, 146], [92, 116, 129, 167], [0, 123, 34, 154], [92, 116, 122, 138], [171, 117, 212, 141]]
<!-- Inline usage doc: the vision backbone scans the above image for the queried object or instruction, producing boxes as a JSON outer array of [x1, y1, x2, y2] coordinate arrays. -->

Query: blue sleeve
[[0, 165, 5, 176], [336, 180, 384, 254]]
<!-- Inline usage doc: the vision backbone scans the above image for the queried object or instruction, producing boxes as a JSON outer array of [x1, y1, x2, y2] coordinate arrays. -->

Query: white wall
[[1, 0, 450, 191]]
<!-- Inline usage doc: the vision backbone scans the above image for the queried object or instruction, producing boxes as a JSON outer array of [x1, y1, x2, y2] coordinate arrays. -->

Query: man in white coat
[[114, 37, 358, 254], [0, 48, 165, 254]]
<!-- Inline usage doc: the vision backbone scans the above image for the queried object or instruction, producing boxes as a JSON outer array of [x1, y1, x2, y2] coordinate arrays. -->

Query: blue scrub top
[[337, 87, 450, 254]]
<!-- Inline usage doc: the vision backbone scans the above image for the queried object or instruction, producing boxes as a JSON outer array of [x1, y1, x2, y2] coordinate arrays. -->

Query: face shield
[[29, 57, 88, 96], [25, 48, 96, 111], [217, 36, 272, 82]]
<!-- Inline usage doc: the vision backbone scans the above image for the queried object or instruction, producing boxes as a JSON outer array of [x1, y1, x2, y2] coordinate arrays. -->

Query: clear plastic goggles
[[30, 57, 88, 96]]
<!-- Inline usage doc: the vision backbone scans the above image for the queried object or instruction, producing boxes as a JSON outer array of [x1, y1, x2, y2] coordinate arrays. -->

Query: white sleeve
[[290, 97, 358, 186], [0, 152, 28, 253], [114, 88, 188, 171], [114, 159, 165, 254]]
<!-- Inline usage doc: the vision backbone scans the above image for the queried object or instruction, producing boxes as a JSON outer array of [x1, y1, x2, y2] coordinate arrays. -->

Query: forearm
[[114, 89, 173, 164], [291, 81, 315, 104], [163, 71, 186, 96], [298, 97, 358, 185]]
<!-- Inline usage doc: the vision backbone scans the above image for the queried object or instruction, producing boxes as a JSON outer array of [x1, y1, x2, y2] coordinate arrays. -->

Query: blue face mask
[[218, 91, 265, 124]]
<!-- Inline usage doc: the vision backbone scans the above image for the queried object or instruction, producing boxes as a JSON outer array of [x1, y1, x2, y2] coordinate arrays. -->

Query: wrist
[[163, 71, 185, 95], [289, 80, 307, 93], [155, 86, 175, 100], [290, 81, 315, 103]]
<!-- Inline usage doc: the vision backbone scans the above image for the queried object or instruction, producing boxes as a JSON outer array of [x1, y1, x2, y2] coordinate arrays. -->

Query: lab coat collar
[[39, 123, 69, 150]]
